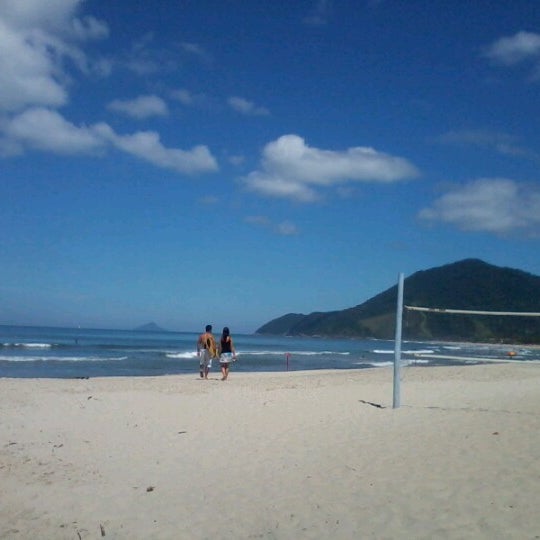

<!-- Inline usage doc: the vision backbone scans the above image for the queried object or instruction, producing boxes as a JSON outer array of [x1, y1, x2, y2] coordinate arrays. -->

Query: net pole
[[393, 272, 404, 409]]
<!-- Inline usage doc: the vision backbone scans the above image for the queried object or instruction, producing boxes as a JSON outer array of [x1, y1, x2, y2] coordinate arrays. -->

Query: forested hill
[[256, 259, 540, 344]]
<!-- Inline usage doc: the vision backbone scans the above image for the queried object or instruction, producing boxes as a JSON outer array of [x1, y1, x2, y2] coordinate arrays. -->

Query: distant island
[[134, 322, 167, 332], [256, 259, 540, 344]]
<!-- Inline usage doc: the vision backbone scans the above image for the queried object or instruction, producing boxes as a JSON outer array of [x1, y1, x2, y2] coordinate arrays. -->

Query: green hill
[[256, 259, 540, 343]]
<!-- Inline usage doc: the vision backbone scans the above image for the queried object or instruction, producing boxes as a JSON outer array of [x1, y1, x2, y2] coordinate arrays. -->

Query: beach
[[1, 364, 539, 539]]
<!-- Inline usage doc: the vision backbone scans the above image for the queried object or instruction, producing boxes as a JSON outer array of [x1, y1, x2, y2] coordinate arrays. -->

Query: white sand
[[1, 364, 539, 539]]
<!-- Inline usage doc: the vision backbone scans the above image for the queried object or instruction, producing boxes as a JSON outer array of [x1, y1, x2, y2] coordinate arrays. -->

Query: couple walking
[[197, 325, 237, 380]]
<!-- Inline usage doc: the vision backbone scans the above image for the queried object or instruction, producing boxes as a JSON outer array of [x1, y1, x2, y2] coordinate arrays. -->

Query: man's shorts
[[199, 349, 212, 369]]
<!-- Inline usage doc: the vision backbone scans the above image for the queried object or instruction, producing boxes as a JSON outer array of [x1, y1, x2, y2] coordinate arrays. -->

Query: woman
[[218, 327, 236, 381]]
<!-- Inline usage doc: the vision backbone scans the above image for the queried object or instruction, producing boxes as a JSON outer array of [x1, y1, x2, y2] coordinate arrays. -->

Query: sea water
[[0, 325, 538, 379]]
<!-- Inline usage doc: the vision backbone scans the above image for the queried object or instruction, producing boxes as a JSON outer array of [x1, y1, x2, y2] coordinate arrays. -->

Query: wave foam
[[166, 352, 198, 359], [2, 342, 53, 349], [373, 349, 435, 355], [354, 358, 432, 368], [0, 355, 128, 363], [244, 350, 349, 356]]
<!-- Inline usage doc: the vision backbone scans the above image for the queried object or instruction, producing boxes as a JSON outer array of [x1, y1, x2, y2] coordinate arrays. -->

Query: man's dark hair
[[205, 324, 212, 332]]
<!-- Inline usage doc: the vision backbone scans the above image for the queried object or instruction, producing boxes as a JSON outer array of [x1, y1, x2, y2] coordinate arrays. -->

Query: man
[[197, 324, 216, 379]]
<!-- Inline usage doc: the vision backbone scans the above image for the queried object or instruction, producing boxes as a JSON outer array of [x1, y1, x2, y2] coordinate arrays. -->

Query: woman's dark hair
[[221, 327, 230, 338]]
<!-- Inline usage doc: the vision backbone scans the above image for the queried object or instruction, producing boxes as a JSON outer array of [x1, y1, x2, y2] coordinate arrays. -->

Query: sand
[[1, 363, 539, 540]]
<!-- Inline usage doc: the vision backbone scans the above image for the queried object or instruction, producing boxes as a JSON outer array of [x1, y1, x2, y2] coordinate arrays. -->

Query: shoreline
[[2, 364, 539, 539]]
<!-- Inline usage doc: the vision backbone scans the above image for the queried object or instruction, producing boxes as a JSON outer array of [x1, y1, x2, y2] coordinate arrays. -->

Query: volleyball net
[[402, 305, 540, 364], [390, 273, 540, 408], [405, 306, 540, 317]]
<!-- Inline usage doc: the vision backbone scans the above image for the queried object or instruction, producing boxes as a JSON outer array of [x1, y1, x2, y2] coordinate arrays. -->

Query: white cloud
[[107, 95, 169, 119], [71, 15, 109, 41], [0, 0, 108, 113], [172, 89, 194, 106], [276, 221, 298, 236], [124, 33, 169, 75], [90, 56, 113, 77], [171, 88, 208, 108], [228, 154, 245, 166], [0, 0, 108, 41], [227, 96, 270, 116], [0, 20, 68, 112], [1, 107, 218, 173], [242, 134, 418, 202], [180, 42, 212, 63], [435, 129, 540, 162], [245, 215, 299, 236], [244, 173, 320, 202], [122, 38, 209, 76], [0, 0, 80, 32], [483, 31, 540, 66], [2, 107, 104, 155], [199, 195, 219, 205], [303, 0, 331, 26], [95, 124, 218, 174], [245, 215, 271, 227], [0, 3, 218, 176], [418, 178, 540, 235]]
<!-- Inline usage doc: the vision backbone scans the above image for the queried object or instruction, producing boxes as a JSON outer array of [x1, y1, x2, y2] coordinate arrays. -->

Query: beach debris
[[146, 486, 155, 492], [178, 431, 187, 435], [100, 523, 106, 536], [492, 431, 499, 435], [359, 399, 385, 409]]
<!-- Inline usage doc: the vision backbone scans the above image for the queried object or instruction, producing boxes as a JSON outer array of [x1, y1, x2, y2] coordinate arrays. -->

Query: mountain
[[134, 322, 167, 332], [256, 259, 540, 344]]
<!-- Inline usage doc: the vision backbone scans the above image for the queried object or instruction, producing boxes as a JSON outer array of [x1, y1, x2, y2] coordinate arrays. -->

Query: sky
[[1, 0, 540, 333]]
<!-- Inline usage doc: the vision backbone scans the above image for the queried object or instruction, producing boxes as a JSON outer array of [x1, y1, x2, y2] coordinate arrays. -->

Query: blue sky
[[1, 0, 540, 333]]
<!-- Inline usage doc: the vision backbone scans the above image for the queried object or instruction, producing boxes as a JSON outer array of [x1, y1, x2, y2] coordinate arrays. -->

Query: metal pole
[[393, 272, 404, 409]]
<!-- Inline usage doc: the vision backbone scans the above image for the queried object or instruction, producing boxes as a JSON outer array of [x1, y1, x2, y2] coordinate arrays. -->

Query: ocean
[[0, 325, 538, 379]]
